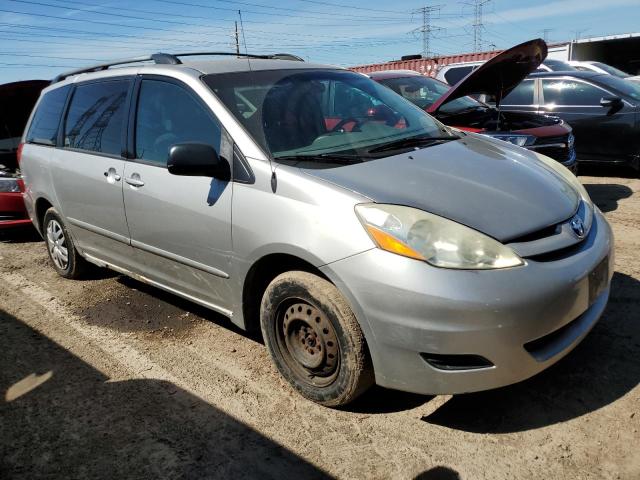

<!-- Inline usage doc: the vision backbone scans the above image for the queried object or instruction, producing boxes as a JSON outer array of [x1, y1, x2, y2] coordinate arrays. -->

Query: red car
[[0, 80, 49, 229], [368, 39, 577, 173]]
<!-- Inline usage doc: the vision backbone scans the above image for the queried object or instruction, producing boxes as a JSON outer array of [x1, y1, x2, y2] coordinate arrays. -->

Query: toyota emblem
[[570, 216, 585, 238]]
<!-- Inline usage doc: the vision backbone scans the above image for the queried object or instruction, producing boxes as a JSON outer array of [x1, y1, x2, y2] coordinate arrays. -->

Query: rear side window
[[64, 80, 130, 156], [26, 85, 70, 146], [444, 66, 474, 85], [135, 79, 222, 166], [542, 80, 606, 105], [502, 80, 535, 105]]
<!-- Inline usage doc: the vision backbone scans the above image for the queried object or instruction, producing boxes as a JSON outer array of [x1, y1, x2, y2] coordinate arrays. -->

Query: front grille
[[536, 146, 572, 162]]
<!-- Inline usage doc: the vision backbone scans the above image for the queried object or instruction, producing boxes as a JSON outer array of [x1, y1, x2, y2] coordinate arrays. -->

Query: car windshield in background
[[597, 74, 640, 101], [204, 69, 453, 162], [592, 62, 630, 78], [544, 59, 577, 71], [379, 76, 482, 114]]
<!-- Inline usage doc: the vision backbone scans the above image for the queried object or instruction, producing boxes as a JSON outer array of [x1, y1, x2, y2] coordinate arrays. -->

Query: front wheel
[[260, 271, 374, 407], [43, 208, 88, 279]]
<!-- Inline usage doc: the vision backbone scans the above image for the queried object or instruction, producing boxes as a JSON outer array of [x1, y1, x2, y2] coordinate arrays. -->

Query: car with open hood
[[0, 80, 49, 230], [369, 39, 577, 173], [20, 52, 613, 407]]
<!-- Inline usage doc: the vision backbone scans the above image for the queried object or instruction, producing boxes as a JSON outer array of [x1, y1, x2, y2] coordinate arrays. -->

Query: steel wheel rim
[[46, 219, 69, 270], [275, 300, 340, 388]]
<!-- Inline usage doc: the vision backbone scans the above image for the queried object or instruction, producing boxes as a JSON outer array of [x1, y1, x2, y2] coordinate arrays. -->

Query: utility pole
[[234, 21, 240, 57], [540, 28, 553, 43], [572, 28, 589, 41], [464, 0, 491, 52], [411, 5, 443, 58]]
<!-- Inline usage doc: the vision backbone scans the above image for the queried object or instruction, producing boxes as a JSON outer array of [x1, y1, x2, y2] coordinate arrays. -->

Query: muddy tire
[[260, 271, 374, 407], [43, 208, 87, 279]]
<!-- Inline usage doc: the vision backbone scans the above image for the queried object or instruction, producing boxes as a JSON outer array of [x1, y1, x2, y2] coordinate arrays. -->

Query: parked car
[[500, 70, 640, 170], [435, 61, 483, 86], [370, 39, 577, 172], [535, 59, 577, 73], [568, 60, 640, 84], [436, 57, 575, 85], [0, 80, 49, 229], [21, 52, 613, 407]]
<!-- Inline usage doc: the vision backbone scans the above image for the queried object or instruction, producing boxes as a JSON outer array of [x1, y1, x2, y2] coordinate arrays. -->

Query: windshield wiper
[[275, 153, 364, 165], [367, 135, 459, 154]]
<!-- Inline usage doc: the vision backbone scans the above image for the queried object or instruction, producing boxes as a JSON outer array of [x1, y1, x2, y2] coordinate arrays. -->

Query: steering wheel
[[331, 117, 362, 133]]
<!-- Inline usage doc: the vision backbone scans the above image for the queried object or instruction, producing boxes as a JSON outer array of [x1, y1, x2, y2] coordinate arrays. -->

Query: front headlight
[[534, 152, 591, 203], [0, 177, 21, 193], [483, 133, 535, 147], [355, 204, 524, 269]]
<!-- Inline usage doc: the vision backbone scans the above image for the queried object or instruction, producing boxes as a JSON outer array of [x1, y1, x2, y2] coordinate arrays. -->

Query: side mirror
[[167, 143, 230, 180], [600, 96, 623, 110]]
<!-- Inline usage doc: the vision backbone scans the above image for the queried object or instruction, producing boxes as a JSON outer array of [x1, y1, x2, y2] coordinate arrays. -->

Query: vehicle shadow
[[578, 163, 638, 179], [0, 308, 329, 479], [414, 466, 461, 480], [583, 183, 633, 213], [422, 271, 640, 433], [77, 274, 261, 344], [0, 226, 41, 243]]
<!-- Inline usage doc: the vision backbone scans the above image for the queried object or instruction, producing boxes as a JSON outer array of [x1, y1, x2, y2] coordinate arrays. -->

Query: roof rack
[[52, 51, 304, 83]]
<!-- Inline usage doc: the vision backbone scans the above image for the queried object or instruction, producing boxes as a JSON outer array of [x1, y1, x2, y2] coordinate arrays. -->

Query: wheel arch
[[34, 196, 55, 235], [241, 252, 330, 334]]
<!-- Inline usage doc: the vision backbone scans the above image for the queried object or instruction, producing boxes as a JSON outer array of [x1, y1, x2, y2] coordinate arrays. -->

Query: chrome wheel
[[46, 219, 69, 270], [276, 301, 340, 387]]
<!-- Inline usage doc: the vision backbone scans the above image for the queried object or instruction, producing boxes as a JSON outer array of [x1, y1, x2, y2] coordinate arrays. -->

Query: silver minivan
[[20, 53, 614, 407]]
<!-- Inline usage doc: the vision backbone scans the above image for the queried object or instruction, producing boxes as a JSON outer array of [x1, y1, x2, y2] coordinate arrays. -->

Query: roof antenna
[[238, 9, 277, 193]]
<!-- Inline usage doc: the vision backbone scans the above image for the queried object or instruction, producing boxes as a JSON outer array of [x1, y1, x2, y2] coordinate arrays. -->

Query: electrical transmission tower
[[411, 5, 443, 58], [464, 0, 491, 52], [540, 28, 553, 43]]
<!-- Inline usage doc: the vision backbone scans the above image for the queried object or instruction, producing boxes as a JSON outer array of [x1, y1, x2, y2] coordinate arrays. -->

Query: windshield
[[204, 69, 452, 161], [597, 74, 640, 101], [378, 75, 483, 114], [544, 59, 577, 71], [592, 62, 631, 78]]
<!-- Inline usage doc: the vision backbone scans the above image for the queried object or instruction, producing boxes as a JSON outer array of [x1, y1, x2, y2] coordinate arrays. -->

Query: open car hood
[[430, 39, 547, 113], [0, 79, 49, 171]]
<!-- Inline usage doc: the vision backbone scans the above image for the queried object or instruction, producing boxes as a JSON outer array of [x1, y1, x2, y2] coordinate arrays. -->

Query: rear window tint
[[64, 80, 130, 156], [25, 85, 70, 146], [502, 80, 535, 105], [444, 66, 475, 85]]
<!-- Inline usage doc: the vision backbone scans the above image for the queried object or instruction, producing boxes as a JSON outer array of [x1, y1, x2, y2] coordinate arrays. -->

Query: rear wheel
[[260, 271, 374, 407], [43, 208, 87, 279]]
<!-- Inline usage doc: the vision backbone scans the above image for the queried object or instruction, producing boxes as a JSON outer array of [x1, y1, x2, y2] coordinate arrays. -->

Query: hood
[[301, 134, 579, 242], [430, 39, 547, 114], [0, 80, 49, 171]]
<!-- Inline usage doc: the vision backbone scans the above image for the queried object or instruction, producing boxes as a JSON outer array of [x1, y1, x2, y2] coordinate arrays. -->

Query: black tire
[[260, 271, 374, 407], [43, 208, 88, 279]]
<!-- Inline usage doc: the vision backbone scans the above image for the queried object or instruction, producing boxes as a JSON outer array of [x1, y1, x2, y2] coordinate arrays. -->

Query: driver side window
[[135, 79, 222, 166]]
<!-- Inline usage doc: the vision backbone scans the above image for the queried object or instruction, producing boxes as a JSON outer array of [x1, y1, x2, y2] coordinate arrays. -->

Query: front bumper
[[321, 208, 613, 395], [0, 192, 31, 229]]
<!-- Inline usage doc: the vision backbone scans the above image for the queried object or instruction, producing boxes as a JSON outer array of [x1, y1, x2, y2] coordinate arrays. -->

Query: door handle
[[125, 176, 145, 187]]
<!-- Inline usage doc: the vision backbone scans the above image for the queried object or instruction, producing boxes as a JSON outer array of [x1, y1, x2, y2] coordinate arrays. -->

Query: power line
[[292, 0, 409, 15], [150, 0, 407, 22]]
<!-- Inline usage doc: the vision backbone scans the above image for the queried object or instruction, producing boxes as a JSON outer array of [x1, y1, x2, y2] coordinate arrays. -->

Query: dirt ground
[[1, 166, 639, 479]]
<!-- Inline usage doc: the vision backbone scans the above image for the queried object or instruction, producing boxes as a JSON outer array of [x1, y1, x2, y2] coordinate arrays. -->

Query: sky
[[1, 0, 640, 83]]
